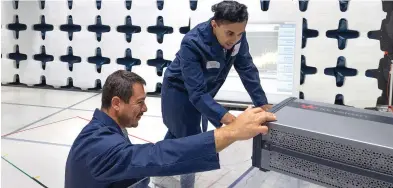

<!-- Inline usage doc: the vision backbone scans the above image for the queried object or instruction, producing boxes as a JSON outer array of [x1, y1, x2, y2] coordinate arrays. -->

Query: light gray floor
[[1, 86, 322, 188]]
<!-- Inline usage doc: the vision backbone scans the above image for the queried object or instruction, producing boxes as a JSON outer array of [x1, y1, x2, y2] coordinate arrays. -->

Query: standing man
[[64, 70, 276, 188], [161, 1, 272, 186]]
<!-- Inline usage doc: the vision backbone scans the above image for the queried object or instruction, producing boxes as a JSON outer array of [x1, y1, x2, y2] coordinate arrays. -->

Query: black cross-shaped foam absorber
[[302, 18, 318, 48], [87, 47, 110, 73], [96, 0, 102, 10], [299, 92, 304, 99], [60, 46, 82, 71], [8, 45, 27, 69], [117, 48, 141, 71], [260, 0, 270, 11], [34, 75, 48, 87], [13, 0, 18, 9], [365, 68, 379, 79], [33, 15, 54, 40], [7, 15, 27, 39], [179, 19, 191, 34], [39, 0, 45, 9], [367, 27, 382, 41], [147, 50, 171, 76], [154, 83, 162, 94], [88, 15, 111, 42], [157, 0, 164, 10], [60, 15, 81, 41], [147, 16, 173, 44], [298, 0, 309, 12], [334, 94, 345, 105], [324, 56, 357, 87], [67, 0, 73, 9], [147, 83, 163, 95], [125, 0, 132, 10], [190, 0, 197, 10], [117, 16, 141, 43], [90, 80, 102, 90], [339, 0, 350, 12], [300, 55, 317, 85], [326, 18, 359, 50], [33, 45, 54, 70]]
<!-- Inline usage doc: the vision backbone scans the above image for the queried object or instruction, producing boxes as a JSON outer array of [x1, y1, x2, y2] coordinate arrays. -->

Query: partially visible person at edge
[[64, 70, 277, 188], [161, 1, 273, 186]]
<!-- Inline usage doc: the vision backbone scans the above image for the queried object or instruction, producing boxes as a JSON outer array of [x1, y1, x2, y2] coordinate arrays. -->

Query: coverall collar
[[201, 18, 218, 43], [201, 18, 226, 57], [92, 109, 123, 134], [201, 18, 238, 58]]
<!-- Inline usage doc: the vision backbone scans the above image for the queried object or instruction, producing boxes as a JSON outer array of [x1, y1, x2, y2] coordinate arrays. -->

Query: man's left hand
[[261, 104, 273, 111]]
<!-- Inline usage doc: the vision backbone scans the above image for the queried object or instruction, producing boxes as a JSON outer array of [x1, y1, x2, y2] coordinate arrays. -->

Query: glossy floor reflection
[[1, 86, 320, 188]]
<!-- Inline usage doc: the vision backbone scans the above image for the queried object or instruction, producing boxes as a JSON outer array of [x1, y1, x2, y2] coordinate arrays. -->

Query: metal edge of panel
[[251, 97, 297, 169], [227, 97, 298, 187]]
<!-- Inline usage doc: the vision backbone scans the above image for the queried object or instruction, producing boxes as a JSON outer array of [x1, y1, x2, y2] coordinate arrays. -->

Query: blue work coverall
[[65, 109, 220, 188], [161, 18, 268, 139]]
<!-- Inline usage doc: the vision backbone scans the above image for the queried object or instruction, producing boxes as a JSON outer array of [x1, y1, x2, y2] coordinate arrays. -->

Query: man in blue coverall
[[161, 1, 272, 186], [64, 70, 276, 188]]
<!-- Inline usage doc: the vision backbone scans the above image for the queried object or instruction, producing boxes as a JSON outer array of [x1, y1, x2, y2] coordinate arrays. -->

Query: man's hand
[[261, 104, 273, 111], [220, 112, 236, 125], [227, 106, 276, 140], [214, 106, 276, 152]]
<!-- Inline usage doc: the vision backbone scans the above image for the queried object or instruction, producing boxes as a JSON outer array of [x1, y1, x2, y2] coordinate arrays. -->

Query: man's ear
[[111, 97, 121, 111], [211, 20, 218, 28]]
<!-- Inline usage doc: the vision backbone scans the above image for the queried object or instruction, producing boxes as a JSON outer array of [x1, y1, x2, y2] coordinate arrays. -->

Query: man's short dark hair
[[101, 70, 146, 109], [211, 0, 248, 24]]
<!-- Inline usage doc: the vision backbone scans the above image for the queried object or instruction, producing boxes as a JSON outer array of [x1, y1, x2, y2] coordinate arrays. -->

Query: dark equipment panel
[[252, 97, 393, 188]]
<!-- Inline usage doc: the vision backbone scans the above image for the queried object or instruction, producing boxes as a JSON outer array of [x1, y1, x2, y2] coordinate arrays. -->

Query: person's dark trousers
[[163, 131, 195, 188], [161, 78, 204, 137], [161, 78, 203, 188]]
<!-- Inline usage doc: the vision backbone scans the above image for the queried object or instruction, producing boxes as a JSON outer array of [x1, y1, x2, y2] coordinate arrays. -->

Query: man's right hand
[[228, 106, 276, 140], [214, 106, 276, 152]]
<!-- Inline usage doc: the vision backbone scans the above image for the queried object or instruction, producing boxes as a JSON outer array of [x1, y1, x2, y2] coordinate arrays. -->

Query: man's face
[[211, 20, 246, 50], [115, 83, 147, 128]]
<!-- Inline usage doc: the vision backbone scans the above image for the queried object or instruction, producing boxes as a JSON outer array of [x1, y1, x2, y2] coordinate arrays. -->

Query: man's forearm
[[214, 126, 236, 152]]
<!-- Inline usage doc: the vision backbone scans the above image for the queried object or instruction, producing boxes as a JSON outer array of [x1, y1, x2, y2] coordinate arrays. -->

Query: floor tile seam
[[2, 133, 153, 148], [1, 116, 79, 137], [1, 155, 49, 187], [227, 166, 255, 188], [2, 137, 72, 147], [1, 102, 164, 118], [2, 115, 158, 143], [1, 102, 65, 110], [3, 93, 100, 137]]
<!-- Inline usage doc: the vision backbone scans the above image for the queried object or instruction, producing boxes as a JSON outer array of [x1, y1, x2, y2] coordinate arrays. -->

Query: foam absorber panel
[[1, 0, 192, 92], [299, 0, 386, 108], [0, 0, 388, 108]]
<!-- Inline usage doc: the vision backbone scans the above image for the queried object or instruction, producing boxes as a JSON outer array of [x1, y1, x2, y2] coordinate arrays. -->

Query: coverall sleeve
[[234, 34, 269, 106], [85, 128, 220, 182], [179, 39, 228, 125]]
